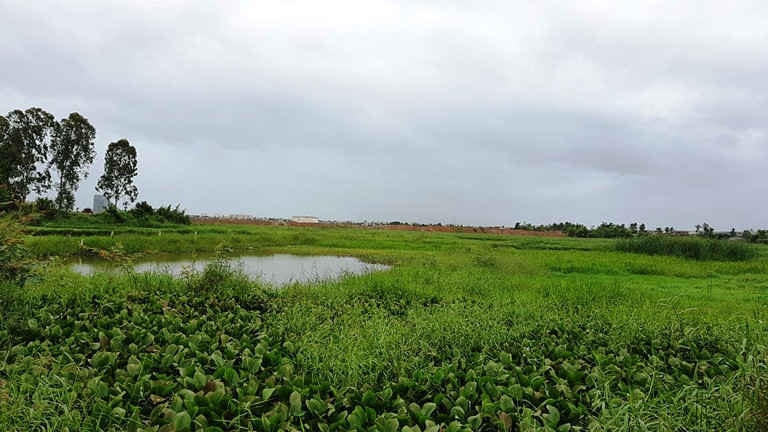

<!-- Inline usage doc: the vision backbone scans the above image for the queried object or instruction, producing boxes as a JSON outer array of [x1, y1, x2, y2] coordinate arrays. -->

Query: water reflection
[[70, 254, 389, 286]]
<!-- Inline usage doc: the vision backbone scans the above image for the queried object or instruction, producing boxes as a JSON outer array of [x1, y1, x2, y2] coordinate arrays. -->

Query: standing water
[[70, 254, 389, 286]]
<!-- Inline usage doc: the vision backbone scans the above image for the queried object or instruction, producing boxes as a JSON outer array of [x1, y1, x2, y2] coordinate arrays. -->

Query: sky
[[1, 1, 767, 229]]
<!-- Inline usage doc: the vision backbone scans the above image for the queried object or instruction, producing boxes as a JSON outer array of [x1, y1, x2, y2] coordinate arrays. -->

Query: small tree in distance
[[97, 139, 138, 209]]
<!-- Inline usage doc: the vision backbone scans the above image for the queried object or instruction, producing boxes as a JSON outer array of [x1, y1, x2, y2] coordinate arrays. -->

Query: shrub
[[615, 236, 757, 261], [155, 204, 190, 225], [33, 197, 58, 219], [130, 200, 154, 218], [0, 184, 13, 212], [0, 218, 33, 282]]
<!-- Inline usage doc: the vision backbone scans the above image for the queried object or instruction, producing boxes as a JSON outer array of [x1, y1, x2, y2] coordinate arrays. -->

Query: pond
[[70, 254, 389, 286]]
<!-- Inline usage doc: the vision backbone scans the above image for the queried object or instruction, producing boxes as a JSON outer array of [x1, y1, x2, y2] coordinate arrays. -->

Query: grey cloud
[[1, 0, 767, 229]]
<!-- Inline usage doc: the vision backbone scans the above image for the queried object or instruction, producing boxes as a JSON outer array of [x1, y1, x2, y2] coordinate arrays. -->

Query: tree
[[96, 139, 138, 208], [0, 116, 8, 207], [50, 113, 96, 212], [0, 108, 56, 203]]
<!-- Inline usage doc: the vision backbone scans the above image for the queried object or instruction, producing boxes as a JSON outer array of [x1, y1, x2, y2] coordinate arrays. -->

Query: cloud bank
[[2, 1, 766, 228]]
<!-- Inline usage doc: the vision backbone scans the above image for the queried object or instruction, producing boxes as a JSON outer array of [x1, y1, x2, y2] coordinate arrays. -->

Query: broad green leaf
[[467, 414, 482, 429], [174, 411, 192, 432], [307, 398, 327, 417], [289, 391, 304, 417]]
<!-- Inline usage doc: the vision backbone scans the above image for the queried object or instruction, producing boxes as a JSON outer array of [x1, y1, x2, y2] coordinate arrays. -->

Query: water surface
[[70, 254, 389, 286]]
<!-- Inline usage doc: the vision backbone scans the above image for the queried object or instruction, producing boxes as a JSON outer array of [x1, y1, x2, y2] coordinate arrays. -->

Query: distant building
[[291, 215, 319, 224], [93, 194, 108, 214]]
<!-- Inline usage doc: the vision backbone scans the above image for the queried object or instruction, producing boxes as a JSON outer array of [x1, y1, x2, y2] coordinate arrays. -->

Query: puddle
[[70, 254, 389, 286]]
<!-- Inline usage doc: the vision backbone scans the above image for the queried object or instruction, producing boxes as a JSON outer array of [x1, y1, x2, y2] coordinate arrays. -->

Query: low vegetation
[[18, 200, 191, 229], [615, 236, 758, 261], [1, 223, 767, 431], [0, 218, 32, 282]]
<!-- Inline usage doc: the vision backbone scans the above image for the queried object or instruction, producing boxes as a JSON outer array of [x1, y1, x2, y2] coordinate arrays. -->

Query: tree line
[[0, 107, 139, 212], [512, 221, 764, 241]]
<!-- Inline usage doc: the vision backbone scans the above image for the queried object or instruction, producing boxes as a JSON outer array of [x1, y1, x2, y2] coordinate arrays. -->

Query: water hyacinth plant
[[0, 224, 766, 430]]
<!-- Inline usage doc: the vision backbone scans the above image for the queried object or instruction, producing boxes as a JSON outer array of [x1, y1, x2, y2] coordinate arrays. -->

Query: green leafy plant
[[0, 218, 33, 283]]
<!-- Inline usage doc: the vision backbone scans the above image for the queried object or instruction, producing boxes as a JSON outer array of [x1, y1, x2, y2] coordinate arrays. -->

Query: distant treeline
[[387, 220, 767, 242], [513, 221, 768, 243]]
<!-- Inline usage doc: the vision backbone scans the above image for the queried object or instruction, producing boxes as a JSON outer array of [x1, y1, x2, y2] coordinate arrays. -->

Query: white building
[[93, 194, 108, 214], [291, 215, 319, 224]]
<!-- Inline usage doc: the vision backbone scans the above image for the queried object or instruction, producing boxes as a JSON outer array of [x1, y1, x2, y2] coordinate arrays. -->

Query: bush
[[130, 200, 154, 218], [155, 204, 190, 225], [0, 184, 13, 212], [0, 219, 33, 282], [104, 206, 127, 223], [33, 197, 58, 219], [26, 201, 192, 228], [615, 236, 757, 261]]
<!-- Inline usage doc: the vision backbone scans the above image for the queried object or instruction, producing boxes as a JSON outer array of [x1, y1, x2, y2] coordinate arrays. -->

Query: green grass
[[23, 224, 612, 258], [615, 235, 758, 261], [1, 224, 767, 431]]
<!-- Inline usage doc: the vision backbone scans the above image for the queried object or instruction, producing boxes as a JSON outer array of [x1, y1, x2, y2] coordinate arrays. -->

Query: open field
[[2, 224, 768, 431], [189, 217, 566, 238]]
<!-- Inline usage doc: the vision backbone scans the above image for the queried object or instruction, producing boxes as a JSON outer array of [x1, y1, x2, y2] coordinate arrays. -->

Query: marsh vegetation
[[1, 223, 767, 431]]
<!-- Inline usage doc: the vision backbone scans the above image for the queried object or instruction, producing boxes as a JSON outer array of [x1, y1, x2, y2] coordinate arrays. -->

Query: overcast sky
[[2, 1, 767, 229]]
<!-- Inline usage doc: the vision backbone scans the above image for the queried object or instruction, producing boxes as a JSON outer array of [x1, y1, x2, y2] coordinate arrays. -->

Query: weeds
[[1, 227, 767, 430], [615, 236, 757, 261], [0, 218, 33, 283]]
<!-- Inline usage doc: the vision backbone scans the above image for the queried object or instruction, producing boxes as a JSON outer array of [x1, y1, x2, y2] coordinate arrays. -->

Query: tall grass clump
[[0, 218, 34, 283], [615, 235, 757, 261]]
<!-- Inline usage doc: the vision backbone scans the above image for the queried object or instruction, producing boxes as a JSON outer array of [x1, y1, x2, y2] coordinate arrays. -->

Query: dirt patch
[[191, 217, 565, 237]]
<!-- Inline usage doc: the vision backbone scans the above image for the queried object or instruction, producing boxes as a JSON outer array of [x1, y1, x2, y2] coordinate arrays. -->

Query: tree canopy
[[50, 113, 96, 212], [97, 139, 138, 208], [0, 106, 143, 214], [0, 108, 57, 203]]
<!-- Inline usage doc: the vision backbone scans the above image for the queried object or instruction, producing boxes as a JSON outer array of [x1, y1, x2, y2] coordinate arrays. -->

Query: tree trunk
[[57, 175, 64, 212]]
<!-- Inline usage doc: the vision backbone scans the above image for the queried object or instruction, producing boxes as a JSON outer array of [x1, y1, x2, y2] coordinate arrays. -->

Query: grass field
[[2, 224, 767, 431]]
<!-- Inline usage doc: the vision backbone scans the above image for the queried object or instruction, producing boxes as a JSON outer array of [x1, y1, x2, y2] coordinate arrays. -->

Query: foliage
[[0, 108, 57, 203], [21, 201, 192, 232], [742, 229, 768, 244], [0, 184, 12, 212], [32, 197, 59, 220], [0, 218, 33, 283], [97, 139, 139, 208], [615, 235, 758, 261], [588, 222, 633, 238], [514, 222, 639, 238], [50, 112, 96, 212], [155, 204, 191, 225], [1, 107, 143, 214], [131, 201, 154, 218], [1, 230, 767, 430]]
